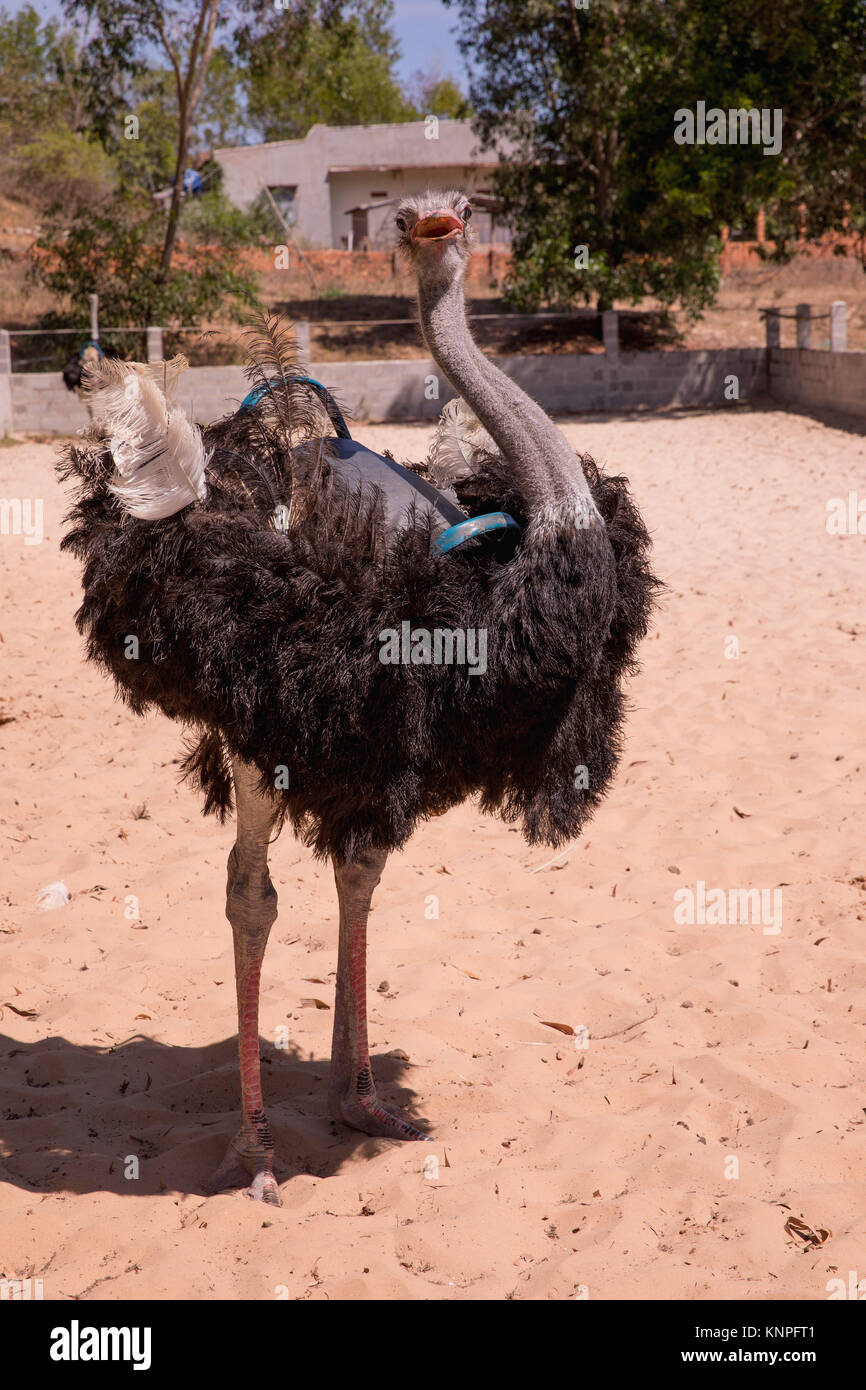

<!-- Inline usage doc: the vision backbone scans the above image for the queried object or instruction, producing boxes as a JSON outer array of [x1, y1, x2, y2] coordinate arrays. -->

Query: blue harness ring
[[434, 511, 521, 554], [240, 376, 352, 440]]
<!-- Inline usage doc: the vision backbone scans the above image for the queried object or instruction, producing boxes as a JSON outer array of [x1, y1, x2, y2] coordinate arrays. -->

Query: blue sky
[[4, 0, 467, 86], [392, 0, 464, 84]]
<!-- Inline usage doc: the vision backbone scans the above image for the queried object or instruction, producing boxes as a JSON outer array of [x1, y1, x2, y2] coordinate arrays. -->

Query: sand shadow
[[0, 1030, 427, 1200], [762, 397, 866, 437]]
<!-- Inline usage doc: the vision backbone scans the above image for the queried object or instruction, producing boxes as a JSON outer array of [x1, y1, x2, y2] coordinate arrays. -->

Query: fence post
[[294, 321, 311, 359], [764, 308, 780, 349], [602, 309, 619, 357], [795, 303, 811, 349], [0, 329, 12, 436], [829, 301, 847, 352], [89, 293, 99, 343], [146, 327, 164, 362]]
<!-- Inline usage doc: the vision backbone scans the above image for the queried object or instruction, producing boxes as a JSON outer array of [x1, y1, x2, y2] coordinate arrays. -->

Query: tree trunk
[[160, 105, 189, 279], [155, 0, 222, 281]]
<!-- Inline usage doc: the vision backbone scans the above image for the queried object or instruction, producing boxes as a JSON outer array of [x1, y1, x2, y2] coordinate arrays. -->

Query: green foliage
[[30, 194, 260, 326], [9, 127, 116, 215], [405, 67, 471, 120], [418, 76, 470, 120], [235, 0, 415, 141], [3, 2, 256, 328], [684, 0, 866, 259], [193, 47, 245, 149], [0, 4, 73, 134], [445, 0, 866, 312], [109, 70, 183, 193], [57, 0, 150, 144], [63, 1, 228, 277], [181, 187, 261, 246], [0, 5, 112, 212], [246, 190, 290, 242]]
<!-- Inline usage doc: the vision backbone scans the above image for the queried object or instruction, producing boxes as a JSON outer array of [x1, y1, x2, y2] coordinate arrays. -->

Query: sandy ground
[[1, 405, 864, 1302]]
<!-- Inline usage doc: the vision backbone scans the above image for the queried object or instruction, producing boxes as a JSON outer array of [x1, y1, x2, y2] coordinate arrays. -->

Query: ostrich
[[58, 190, 658, 1206], [62, 341, 104, 421]]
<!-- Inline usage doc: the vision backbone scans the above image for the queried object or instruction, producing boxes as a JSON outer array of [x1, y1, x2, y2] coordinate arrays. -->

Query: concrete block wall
[[509, 347, 767, 414], [172, 366, 249, 423], [10, 369, 92, 434], [8, 366, 252, 435], [768, 348, 866, 418], [4, 347, 770, 433], [317, 348, 768, 420]]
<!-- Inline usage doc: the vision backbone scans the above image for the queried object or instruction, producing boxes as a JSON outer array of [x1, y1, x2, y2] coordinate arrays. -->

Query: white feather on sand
[[35, 881, 70, 911]]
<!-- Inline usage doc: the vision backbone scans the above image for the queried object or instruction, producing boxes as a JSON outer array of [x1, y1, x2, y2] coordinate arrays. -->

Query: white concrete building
[[214, 119, 511, 250]]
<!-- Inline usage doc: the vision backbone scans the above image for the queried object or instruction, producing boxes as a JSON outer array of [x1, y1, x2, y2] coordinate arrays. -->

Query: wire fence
[[758, 308, 833, 320], [5, 312, 602, 373], [7, 328, 148, 374], [3, 301, 851, 372]]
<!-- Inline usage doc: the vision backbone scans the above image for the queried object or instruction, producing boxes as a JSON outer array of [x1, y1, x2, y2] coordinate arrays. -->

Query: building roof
[[215, 118, 508, 171], [328, 162, 499, 174]]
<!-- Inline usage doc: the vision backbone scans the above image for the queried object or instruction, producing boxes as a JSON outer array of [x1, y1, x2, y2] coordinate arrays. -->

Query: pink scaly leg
[[210, 758, 282, 1205], [329, 849, 429, 1141]]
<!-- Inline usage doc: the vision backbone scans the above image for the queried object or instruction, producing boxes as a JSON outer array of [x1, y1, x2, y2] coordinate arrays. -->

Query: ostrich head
[[395, 190, 474, 282], [398, 187, 603, 530]]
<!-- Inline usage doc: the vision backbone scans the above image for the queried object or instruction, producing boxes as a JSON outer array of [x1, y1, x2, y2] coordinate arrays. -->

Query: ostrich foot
[[330, 1089, 430, 1142], [208, 1139, 282, 1206]]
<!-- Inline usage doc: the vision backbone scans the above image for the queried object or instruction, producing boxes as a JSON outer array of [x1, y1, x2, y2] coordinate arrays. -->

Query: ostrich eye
[[461, 206, 472, 222], [396, 216, 407, 232]]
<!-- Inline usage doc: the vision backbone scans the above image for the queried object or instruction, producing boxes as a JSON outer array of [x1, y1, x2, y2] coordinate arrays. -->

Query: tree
[[235, 0, 415, 141], [0, 4, 93, 137], [443, 0, 866, 313], [404, 63, 471, 120], [684, 0, 866, 259], [111, 70, 179, 195], [193, 47, 245, 149], [0, 5, 107, 211], [63, 0, 226, 277]]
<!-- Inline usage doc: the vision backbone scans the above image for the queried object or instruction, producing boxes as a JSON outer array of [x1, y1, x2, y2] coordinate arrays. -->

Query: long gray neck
[[417, 258, 601, 526]]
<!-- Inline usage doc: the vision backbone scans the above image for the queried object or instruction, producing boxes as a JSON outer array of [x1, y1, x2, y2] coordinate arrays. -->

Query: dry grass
[[673, 257, 866, 350]]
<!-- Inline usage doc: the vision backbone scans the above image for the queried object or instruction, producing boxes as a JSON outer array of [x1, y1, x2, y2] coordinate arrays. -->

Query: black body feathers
[[58, 332, 658, 862]]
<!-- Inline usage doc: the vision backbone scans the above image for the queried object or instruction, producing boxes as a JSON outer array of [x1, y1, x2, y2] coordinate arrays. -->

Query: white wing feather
[[86, 357, 208, 520], [428, 396, 498, 487]]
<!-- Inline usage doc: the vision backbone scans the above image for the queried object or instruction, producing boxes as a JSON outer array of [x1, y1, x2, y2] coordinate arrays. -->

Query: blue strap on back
[[240, 376, 352, 440], [240, 377, 521, 556], [434, 511, 521, 553]]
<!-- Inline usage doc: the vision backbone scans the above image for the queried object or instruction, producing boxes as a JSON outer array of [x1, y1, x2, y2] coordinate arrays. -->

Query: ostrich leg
[[211, 757, 282, 1205], [329, 849, 429, 1141]]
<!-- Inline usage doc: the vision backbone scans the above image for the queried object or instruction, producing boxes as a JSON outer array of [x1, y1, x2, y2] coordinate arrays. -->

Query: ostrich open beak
[[411, 211, 463, 242]]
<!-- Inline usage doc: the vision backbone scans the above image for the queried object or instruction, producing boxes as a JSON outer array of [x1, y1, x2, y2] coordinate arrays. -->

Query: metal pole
[[89, 293, 99, 343]]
